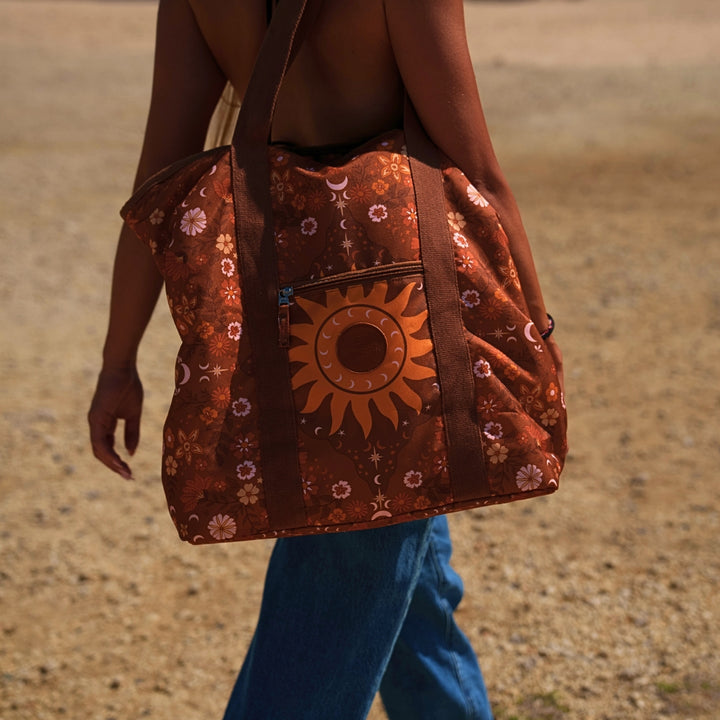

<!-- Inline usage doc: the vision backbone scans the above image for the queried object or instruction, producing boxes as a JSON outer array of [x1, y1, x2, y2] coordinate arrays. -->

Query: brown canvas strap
[[231, 0, 487, 529], [404, 101, 489, 501], [230, 0, 319, 531]]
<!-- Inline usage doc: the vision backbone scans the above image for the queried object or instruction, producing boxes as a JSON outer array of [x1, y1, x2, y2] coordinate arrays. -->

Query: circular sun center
[[337, 323, 387, 373]]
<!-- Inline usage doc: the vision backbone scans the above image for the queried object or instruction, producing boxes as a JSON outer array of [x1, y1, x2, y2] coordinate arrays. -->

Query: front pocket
[[281, 261, 435, 439]]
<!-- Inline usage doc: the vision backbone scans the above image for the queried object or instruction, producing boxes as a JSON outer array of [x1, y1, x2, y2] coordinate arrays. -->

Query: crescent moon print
[[178, 363, 191, 385], [325, 176, 349, 192], [199, 187, 207, 198], [523, 322, 537, 343], [288, 280, 435, 437]]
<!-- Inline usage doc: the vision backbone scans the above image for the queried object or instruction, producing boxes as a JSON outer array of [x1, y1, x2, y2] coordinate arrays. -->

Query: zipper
[[277, 260, 423, 348]]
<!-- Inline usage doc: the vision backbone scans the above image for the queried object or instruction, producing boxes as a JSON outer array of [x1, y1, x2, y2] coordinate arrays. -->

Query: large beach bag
[[121, 0, 567, 544]]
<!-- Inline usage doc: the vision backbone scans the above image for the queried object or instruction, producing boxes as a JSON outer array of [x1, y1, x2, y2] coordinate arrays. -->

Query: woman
[[89, 1, 562, 718]]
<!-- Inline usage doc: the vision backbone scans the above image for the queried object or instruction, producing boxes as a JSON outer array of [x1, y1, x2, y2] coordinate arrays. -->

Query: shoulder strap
[[229, 0, 486, 529], [229, 0, 319, 531]]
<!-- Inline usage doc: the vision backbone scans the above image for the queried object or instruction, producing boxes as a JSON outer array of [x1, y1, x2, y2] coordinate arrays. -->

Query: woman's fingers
[[88, 368, 143, 480]]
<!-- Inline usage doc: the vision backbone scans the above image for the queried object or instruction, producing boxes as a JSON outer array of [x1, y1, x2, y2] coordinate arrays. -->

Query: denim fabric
[[222, 516, 493, 720]]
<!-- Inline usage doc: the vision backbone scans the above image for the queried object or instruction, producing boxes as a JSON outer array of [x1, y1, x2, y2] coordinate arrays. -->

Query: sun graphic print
[[289, 280, 435, 438]]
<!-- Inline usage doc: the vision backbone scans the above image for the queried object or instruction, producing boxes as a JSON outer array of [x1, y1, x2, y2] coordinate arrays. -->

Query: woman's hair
[[206, 82, 241, 149]]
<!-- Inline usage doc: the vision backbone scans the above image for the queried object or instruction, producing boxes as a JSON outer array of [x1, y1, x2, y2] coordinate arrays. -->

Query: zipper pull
[[278, 286, 294, 348]]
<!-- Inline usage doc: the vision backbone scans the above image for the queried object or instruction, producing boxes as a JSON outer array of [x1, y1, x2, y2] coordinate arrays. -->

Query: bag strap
[[230, 0, 487, 531], [229, 0, 320, 532], [404, 103, 489, 502]]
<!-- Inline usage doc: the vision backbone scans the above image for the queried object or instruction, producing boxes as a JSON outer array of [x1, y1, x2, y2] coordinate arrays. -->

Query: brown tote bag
[[121, 0, 567, 544]]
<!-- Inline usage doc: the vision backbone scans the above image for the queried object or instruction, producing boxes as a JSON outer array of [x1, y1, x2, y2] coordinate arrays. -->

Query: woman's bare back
[[189, 0, 405, 146]]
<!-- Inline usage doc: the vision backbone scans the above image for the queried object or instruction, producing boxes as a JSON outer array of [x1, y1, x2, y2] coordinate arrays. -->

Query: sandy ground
[[1, 1, 719, 718]]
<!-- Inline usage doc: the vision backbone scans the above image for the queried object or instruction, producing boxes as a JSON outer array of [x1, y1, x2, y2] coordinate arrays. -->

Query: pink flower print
[[300, 217, 318, 236], [516, 464, 544, 491], [221, 258, 235, 277], [149, 208, 165, 225], [208, 514, 237, 540], [403, 470, 423, 489], [483, 421, 503, 440], [453, 232, 469, 249], [473, 359, 492, 379], [447, 211, 466, 232], [467, 184, 490, 207], [236, 460, 257, 481], [331, 480, 352, 500], [232, 398, 251, 417], [486, 443, 508, 464], [227, 321, 242, 341], [237, 483, 260, 506], [180, 207, 207, 236], [216, 233, 234, 254], [461, 289, 481, 308], [368, 204, 388, 223]]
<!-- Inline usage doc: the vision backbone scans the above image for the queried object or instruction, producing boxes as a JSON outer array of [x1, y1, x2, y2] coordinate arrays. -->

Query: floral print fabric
[[121, 131, 567, 544]]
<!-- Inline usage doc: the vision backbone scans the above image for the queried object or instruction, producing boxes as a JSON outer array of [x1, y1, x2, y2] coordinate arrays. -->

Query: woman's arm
[[89, 0, 227, 479], [385, 0, 558, 337], [385, 0, 563, 390]]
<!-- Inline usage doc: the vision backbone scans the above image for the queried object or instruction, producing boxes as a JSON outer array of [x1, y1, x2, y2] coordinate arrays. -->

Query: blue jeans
[[222, 516, 493, 720]]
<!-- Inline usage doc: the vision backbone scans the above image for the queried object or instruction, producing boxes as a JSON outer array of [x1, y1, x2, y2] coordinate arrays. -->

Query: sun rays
[[289, 280, 435, 437]]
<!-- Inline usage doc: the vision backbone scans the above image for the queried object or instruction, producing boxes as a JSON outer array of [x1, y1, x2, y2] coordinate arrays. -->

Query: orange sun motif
[[289, 280, 435, 437]]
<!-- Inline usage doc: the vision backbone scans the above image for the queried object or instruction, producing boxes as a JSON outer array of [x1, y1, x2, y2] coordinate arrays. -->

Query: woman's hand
[[88, 367, 144, 480]]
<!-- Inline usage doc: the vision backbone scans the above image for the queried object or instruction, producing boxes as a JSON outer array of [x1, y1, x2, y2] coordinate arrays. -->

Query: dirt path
[[1, 1, 718, 718]]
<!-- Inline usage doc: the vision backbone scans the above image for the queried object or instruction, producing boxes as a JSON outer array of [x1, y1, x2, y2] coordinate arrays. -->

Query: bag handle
[[227, 0, 326, 532], [228, 0, 487, 531], [232, 0, 321, 148]]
